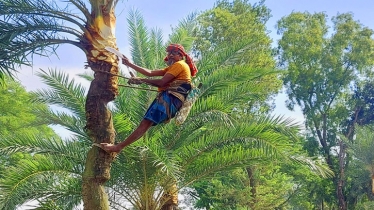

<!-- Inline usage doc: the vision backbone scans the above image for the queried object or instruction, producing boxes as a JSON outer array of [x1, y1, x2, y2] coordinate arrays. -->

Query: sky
[[14, 0, 374, 138]]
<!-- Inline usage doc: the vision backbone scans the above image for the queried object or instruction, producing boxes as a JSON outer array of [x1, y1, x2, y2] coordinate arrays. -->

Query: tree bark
[[80, 1, 119, 209], [82, 61, 118, 210], [337, 140, 347, 210], [246, 166, 257, 210]]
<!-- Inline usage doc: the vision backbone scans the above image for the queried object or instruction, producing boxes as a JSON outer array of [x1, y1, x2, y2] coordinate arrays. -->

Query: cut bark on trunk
[[82, 60, 118, 210]]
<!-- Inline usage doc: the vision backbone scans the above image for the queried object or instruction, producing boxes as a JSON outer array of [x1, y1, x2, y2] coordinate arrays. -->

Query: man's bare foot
[[92, 143, 122, 153]]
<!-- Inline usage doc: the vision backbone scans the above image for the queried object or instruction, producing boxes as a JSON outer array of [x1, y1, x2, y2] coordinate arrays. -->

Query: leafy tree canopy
[[0, 77, 55, 138]]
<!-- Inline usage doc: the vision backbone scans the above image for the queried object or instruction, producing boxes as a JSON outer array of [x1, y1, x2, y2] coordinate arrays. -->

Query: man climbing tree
[[96, 43, 198, 153]]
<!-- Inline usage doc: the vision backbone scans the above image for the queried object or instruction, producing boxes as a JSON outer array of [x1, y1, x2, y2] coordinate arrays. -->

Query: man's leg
[[99, 119, 154, 153]]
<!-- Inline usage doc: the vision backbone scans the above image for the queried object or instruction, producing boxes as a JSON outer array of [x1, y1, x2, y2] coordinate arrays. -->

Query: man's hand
[[128, 77, 142, 85], [122, 55, 130, 66]]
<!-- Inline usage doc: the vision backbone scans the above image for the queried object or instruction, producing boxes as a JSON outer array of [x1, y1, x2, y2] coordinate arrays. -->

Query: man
[[97, 44, 198, 153]]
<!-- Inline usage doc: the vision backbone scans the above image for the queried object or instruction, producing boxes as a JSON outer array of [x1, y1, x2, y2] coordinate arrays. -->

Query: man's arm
[[123, 57, 164, 77], [139, 73, 175, 87]]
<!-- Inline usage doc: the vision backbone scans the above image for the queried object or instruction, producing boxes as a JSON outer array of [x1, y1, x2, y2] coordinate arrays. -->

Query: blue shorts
[[144, 91, 183, 125]]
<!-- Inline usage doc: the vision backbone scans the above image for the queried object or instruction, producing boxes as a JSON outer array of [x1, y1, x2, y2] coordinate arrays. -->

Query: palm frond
[[127, 8, 149, 67], [146, 138, 182, 180], [76, 71, 94, 82], [197, 38, 259, 77], [0, 0, 85, 76], [288, 155, 334, 178], [345, 126, 374, 173], [168, 12, 198, 51], [0, 155, 81, 210], [148, 27, 166, 69], [179, 120, 288, 164], [114, 82, 155, 125], [181, 146, 268, 187], [31, 69, 86, 118], [0, 133, 88, 166], [32, 106, 88, 139], [67, 0, 91, 22]]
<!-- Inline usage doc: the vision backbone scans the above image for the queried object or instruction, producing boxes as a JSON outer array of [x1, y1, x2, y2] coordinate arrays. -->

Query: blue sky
[[15, 0, 374, 139]]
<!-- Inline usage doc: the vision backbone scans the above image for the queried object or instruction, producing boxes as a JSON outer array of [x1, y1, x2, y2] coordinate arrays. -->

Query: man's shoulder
[[174, 60, 189, 68]]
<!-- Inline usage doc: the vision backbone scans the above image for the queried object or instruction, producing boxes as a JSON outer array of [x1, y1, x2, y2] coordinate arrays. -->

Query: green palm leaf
[[0, 154, 82, 210], [127, 8, 150, 67], [0, 0, 86, 78], [31, 69, 86, 117]]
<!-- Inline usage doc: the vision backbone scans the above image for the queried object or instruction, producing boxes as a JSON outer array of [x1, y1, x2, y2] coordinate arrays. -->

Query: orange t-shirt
[[158, 60, 191, 92]]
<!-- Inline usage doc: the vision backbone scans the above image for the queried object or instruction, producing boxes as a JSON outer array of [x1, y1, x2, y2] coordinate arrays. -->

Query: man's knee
[[140, 119, 154, 128]]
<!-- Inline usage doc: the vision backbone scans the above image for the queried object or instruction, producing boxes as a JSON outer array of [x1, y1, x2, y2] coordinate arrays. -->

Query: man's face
[[166, 50, 182, 66]]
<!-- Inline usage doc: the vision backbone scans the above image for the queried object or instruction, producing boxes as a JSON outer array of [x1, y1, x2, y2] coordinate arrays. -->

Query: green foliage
[[193, 0, 280, 114], [0, 0, 87, 84], [0, 78, 55, 138], [344, 126, 374, 207], [0, 73, 88, 210], [347, 126, 374, 174], [279, 153, 337, 209], [355, 201, 374, 210], [348, 81, 374, 126], [345, 160, 373, 208], [194, 0, 271, 55], [276, 11, 374, 209], [192, 167, 294, 210], [277, 12, 374, 116]]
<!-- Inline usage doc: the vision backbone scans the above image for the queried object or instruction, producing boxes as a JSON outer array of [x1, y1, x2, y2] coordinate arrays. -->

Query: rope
[[93, 69, 157, 92], [118, 84, 157, 92], [93, 69, 130, 79]]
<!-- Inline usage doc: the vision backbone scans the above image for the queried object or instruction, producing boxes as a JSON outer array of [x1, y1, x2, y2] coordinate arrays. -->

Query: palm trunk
[[81, 2, 119, 209], [82, 61, 118, 210], [161, 184, 179, 210]]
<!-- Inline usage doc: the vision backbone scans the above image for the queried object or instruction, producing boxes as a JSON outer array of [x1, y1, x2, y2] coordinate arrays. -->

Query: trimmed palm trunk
[[81, 1, 119, 209], [161, 184, 179, 210]]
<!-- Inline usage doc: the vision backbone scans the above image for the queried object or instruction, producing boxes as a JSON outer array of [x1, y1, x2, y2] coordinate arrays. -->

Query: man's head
[[165, 44, 185, 66], [165, 49, 183, 66], [164, 44, 198, 76]]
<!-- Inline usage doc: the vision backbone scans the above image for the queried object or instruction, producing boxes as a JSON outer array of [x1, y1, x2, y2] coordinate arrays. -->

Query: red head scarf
[[164, 43, 198, 77]]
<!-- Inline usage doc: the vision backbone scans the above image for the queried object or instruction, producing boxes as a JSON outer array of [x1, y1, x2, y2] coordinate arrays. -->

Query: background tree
[[0, 78, 55, 138], [276, 12, 374, 209], [186, 1, 293, 208], [0, 77, 56, 182], [191, 165, 294, 209], [193, 0, 280, 113]]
